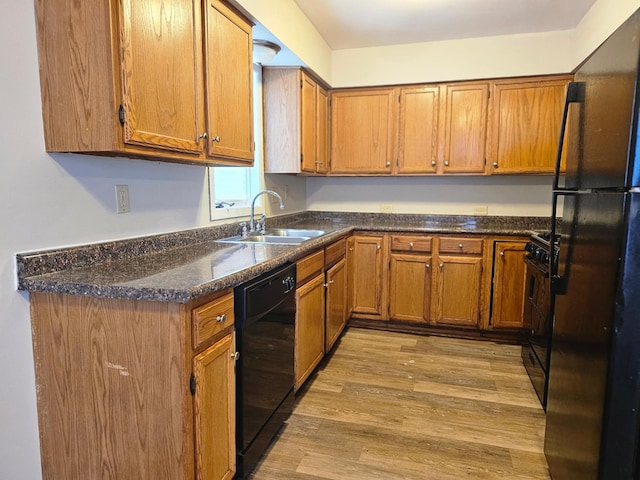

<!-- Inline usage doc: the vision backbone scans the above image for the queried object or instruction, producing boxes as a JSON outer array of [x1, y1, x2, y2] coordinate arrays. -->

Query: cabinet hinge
[[487, 90, 491, 99], [300, 79, 303, 88], [118, 105, 125, 126], [300, 153, 304, 164], [189, 373, 196, 396]]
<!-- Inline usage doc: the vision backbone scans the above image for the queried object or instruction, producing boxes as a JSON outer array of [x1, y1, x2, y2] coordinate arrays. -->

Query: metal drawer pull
[[324, 280, 335, 287], [231, 352, 240, 360], [431, 160, 436, 167], [493, 162, 498, 168], [458, 244, 463, 249], [216, 314, 226, 323], [426, 264, 431, 269], [500, 251, 505, 257], [212, 135, 221, 143], [409, 242, 414, 248], [444, 161, 449, 166], [439, 263, 444, 269], [198, 132, 207, 140]]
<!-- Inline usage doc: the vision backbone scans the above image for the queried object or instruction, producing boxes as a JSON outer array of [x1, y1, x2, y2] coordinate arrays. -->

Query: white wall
[[307, 176, 553, 217]]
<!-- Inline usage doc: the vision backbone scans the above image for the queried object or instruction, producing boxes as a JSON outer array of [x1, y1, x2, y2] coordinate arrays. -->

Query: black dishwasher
[[234, 262, 296, 478]]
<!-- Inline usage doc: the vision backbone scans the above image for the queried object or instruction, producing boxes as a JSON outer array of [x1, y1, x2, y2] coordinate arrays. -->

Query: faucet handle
[[240, 222, 248, 238], [259, 213, 267, 233]]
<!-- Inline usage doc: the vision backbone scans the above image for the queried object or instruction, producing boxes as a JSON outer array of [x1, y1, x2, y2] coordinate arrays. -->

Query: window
[[208, 65, 264, 221]]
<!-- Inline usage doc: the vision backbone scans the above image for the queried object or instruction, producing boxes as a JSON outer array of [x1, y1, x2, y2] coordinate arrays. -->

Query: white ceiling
[[293, 0, 597, 49]]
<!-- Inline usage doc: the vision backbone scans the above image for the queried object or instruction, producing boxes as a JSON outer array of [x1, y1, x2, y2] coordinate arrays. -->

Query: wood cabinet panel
[[192, 292, 235, 349], [433, 255, 483, 327], [330, 88, 397, 174], [204, 0, 253, 163], [390, 235, 433, 253], [193, 333, 236, 480], [300, 72, 317, 172], [488, 76, 571, 174], [491, 241, 527, 328], [316, 85, 330, 174], [325, 258, 347, 351], [325, 238, 347, 268], [350, 235, 388, 318], [295, 274, 325, 390], [389, 253, 432, 323], [439, 237, 483, 255], [442, 83, 488, 174], [397, 86, 440, 174], [120, 0, 204, 154], [297, 250, 325, 284]]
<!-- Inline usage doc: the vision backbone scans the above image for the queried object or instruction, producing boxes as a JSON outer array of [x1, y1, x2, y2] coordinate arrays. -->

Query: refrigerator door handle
[[553, 81, 585, 190], [550, 191, 577, 295]]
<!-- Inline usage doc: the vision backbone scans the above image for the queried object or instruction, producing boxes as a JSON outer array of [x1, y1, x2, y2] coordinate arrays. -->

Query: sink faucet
[[249, 190, 285, 233]]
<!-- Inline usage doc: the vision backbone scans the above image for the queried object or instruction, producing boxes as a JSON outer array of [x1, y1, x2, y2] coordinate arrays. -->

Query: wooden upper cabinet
[[263, 68, 329, 174], [397, 86, 440, 174], [441, 82, 489, 174], [120, 0, 204, 155], [316, 84, 330, 174], [330, 88, 397, 174], [33, 0, 253, 166], [490, 241, 527, 329], [204, 0, 253, 164], [488, 76, 571, 174]]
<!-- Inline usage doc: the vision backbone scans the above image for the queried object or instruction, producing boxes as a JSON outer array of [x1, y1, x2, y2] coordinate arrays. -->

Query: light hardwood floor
[[248, 327, 550, 480]]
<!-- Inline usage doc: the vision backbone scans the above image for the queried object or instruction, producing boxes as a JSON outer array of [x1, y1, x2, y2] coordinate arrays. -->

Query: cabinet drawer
[[192, 292, 235, 349], [297, 250, 325, 284], [325, 238, 346, 267], [390, 235, 432, 253], [439, 237, 483, 255]]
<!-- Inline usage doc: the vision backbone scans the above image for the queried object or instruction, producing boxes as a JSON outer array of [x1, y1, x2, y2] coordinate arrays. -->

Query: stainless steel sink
[[215, 228, 325, 245], [262, 228, 325, 238]]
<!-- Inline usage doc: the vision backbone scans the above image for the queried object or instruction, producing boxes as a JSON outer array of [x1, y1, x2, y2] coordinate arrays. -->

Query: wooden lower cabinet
[[432, 254, 483, 327], [193, 333, 236, 480], [489, 240, 528, 329], [295, 272, 325, 390], [350, 234, 388, 318], [325, 257, 348, 351], [389, 252, 432, 323], [29, 290, 237, 480]]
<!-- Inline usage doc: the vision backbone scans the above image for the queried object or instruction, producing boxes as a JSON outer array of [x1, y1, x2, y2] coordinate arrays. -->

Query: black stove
[[522, 230, 558, 409]]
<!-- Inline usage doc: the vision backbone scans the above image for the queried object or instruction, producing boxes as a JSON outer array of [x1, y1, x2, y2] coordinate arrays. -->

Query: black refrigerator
[[544, 7, 640, 480]]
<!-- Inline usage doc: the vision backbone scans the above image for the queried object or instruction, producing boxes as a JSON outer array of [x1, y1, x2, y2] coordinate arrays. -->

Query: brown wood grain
[[330, 88, 398, 173], [325, 258, 348, 352], [350, 235, 388, 318], [389, 252, 432, 323], [316, 84, 330, 174], [491, 241, 528, 329], [192, 292, 235, 349], [295, 274, 326, 390], [432, 254, 483, 327], [249, 328, 549, 480], [297, 250, 325, 285], [324, 238, 346, 268]]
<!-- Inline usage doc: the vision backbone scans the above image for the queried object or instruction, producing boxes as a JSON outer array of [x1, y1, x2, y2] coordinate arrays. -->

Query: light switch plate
[[115, 185, 130, 214]]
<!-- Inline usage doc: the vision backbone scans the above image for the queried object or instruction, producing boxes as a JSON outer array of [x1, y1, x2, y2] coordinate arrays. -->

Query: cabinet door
[[346, 236, 356, 317], [295, 274, 325, 390], [325, 258, 347, 351], [205, 0, 253, 163], [193, 333, 236, 480], [350, 235, 388, 318], [433, 255, 483, 327], [120, 0, 204, 154], [316, 84, 330, 174], [300, 72, 317, 173], [491, 241, 527, 328], [441, 83, 488, 174], [330, 89, 397, 173], [389, 253, 432, 323], [397, 86, 440, 174], [488, 77, 571, 174]]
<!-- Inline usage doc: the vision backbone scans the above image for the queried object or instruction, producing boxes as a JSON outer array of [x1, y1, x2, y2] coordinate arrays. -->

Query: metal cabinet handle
[[349, 247, 354, 251], [385, 161, 391, 167], [216, 313, 226, 323], [377, 245, 381, 251], [199, 132, 208, 140], [500, 251, 505, 257], [231, 352, 240, 360], [493, 162, 498, 168], [439, 263, 444, 269], [458, 244, 463, 249], [426, 264, 431, 269], [323, 280, 335, 287], [431, 160, 437, 167], [444, 161, 449, 167], [409, 242, 414, 248], [212, 135, 221, 143]]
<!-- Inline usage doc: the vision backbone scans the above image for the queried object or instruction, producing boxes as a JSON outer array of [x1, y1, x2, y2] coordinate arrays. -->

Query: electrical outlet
[[115, 185, 130, 214], [472, 205, 488, 215], [380, 204, 394, 213]]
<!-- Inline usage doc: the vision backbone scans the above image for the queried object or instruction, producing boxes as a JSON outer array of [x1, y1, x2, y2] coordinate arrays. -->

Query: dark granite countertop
[[16, 212, 550, 303]]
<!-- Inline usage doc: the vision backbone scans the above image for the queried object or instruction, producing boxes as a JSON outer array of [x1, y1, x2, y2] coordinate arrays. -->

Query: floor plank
[[247, 327, 550, 479]]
